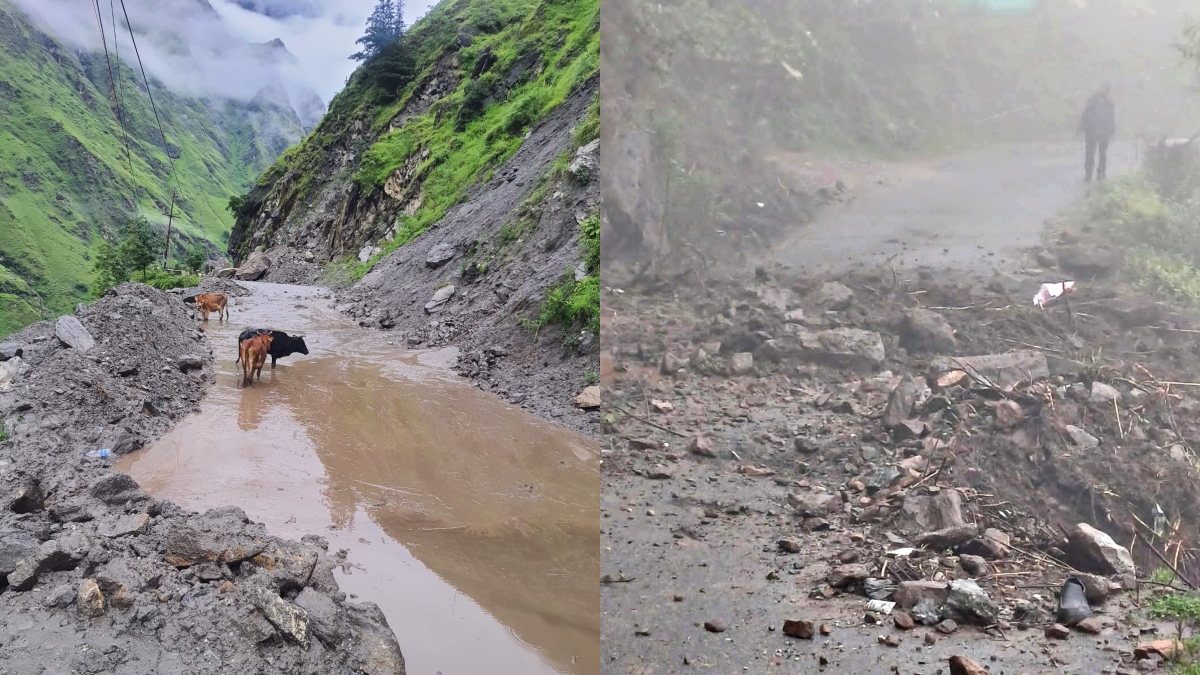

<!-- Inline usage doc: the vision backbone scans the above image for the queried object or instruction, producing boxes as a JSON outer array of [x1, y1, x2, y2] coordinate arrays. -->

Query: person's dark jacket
[[1079, 92, 1116, 139]]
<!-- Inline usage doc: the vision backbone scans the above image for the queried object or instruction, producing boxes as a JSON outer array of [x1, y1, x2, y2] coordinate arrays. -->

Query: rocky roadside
[[0, 283, 404, 675], [600, 264, 1200, 674]]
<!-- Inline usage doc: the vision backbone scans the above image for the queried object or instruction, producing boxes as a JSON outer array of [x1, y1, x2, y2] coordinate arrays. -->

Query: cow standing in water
[[239, 333, 272, 387], [194, 292, 229, 322], [235, 329, 309, 369]]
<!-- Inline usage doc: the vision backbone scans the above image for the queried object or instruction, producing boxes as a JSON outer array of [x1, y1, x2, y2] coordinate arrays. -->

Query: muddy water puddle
[[115, 282, 600, 675]]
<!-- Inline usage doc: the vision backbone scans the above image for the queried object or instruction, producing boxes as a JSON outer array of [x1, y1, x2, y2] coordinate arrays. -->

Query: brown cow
[[194, 292, 228, 322], [239, 333, 272, 387]]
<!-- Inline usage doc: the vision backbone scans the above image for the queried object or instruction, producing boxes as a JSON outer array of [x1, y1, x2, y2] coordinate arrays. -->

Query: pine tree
[[350, 0, 405, 61]]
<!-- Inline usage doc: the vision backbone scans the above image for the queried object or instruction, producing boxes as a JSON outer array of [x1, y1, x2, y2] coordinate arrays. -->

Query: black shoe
[[1056, 577, 1092, 626]]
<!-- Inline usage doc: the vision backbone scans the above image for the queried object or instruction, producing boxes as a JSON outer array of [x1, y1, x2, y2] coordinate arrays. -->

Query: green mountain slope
[[0, 0, 305, 337], [230, 0, 599, 269]]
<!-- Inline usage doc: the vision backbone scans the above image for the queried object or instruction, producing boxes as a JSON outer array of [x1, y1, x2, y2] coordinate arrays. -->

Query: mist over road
[[773, 141, 1138, 275]]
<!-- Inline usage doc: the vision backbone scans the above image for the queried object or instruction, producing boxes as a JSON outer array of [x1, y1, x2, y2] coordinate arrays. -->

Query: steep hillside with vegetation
[[230, 0, 600, 432], [0, 0, 308, 337], [603, 0, 1200, 266]]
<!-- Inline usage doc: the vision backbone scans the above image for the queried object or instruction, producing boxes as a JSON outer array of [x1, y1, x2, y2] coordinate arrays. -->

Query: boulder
[[97, 513, 150, 538], [251, 586, 310, 647], [902, 490, 966, 532], [901, 308, 956, 354], [568, 139, 599, 181], [1066, 523, 1135, 575], [915, 524, 978, 551], [216, 268, 237, 279], [0, 531, 40, 575], [574, 386, 601, 409], [827, 563, 871, 588], [895, 581, 950, 609], [425, 242, 456, 268], [788, 491, 839, 516], [730, 352, 754, 374], [77, 578, 105, 618], [7, 536, 90, 591], [55, 315, 94, 352], [0, 342, 22, 361], [164, 525, 266, 568], [943, 579, 997, 625], [424, 284, 456, 313], [177, 354, 204, 371], [813, 281, 854, 310], [882, 377, 924, 428], [993, 400, 1026, 429], [931, 351, 1049, 389], [799, 328, 886, 370], [949, 655, 989, 675], [1065, 425, 1099, 449], [89, 472, 147, 504], [294, 587, 340, 644], [235, 252, 270, 280], [0, 356, 25, 390]]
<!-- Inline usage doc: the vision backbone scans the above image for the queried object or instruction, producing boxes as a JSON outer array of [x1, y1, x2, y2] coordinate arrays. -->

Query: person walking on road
[[1078, 84, 1115, 182]]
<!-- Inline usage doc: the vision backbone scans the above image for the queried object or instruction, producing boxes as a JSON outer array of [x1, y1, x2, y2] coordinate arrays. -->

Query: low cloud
[[13, 0, 437, 108]]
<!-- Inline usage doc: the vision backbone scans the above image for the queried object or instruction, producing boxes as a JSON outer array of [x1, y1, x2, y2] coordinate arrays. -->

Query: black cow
[[234, 329, 309, 369]]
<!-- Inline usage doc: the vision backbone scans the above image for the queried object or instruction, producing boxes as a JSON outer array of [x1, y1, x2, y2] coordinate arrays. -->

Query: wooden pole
[[163, 189, 176, 267]]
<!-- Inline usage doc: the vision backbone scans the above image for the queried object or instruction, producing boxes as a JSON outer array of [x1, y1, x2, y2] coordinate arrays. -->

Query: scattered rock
[[993, 400, 1026, 429], [1067, 523, 1136, 575], [689, 435, 717, 458], [251, 586, 310, 647], [1136, 639, 1178, 660], [649, 399, 673, 413], [1065, 425, 1100, 449], [730, 352, 754, 375], [789, 491, 839, 516], [1091, 381, 1121, 403], [931, 351, 1049, 389], [901, 308, 956, 354], [1075, 572, 1111, 604], [799, 328, 886, 370], [645, 464, 674, 480], [77, 578, 105, 618], [895, 581, 950, 610], [935, 619, 959, 634], [1077, 616, 1107, 634], [893, 611, 915, 630], [782, 619, 814, 639], [949, 655, 988, 675], [704, 620, 726, 633], [882, 377, 923, 428], [959, 554, 987, 577], [177, 354, 204, 371], [425, 242, 456, 268], [915, 524, 978, 550], [924, 632, 938, 647], [0, 341, 22, 361], [55, 315, 95, 352], [827, 563, 871, 588], [97, 513, 150, 538], [424, 284, 456, 312], [574, 386, 601, 409], [813, 281, 854, 310], [1045, 623, 1071, 639], [778, 539, 802, 553], [943, 579, 997, 625]]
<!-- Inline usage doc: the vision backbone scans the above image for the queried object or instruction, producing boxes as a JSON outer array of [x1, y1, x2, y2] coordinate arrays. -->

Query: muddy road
[[772, 141, 1136, 274], [115, 282, 600, 675]]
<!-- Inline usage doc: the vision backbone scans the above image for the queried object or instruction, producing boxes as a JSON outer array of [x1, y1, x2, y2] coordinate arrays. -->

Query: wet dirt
[[114, 281, 600, 675]]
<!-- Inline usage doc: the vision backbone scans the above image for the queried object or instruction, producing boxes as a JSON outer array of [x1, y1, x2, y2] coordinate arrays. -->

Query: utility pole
[[163, 189, 176, 268]]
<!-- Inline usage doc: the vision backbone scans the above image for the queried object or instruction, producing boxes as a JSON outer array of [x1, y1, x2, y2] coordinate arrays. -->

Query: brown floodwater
[[115, 282, 600, 675]]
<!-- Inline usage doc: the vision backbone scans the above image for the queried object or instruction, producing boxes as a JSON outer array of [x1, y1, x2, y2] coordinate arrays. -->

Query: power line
[[87, 0, 136, 209], [107, 0, 138, 199], [117, 0, 183, 264]]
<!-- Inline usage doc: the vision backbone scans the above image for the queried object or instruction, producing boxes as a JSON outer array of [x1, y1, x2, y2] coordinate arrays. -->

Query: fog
[[602, 0, 1200, 265], [12, 0, 437, 109]]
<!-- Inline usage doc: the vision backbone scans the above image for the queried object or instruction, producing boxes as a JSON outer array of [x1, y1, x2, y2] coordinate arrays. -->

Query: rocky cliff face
[[230, 0, 600, 434]]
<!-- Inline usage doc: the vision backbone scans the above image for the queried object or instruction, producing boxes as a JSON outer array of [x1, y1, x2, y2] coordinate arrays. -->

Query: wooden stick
[[614, 405, 688, 438], [1135, 531, 1197, 589]]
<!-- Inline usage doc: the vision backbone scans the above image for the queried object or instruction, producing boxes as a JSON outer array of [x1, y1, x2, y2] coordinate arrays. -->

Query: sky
[[12, 0, 438, 106]]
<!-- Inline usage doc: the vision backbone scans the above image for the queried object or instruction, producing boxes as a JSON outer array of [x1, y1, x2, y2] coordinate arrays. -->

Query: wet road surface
[[772, 141, 1136, 274], [115, 281, 600, 675]]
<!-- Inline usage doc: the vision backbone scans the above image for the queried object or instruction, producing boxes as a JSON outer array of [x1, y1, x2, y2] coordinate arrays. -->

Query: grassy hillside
[[0, 0, 302, 337], [232, 0, 600, 274]]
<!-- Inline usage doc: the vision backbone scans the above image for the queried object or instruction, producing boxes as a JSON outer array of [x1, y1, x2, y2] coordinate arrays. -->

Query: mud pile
[[601, 266, 1200, 671], [0, 283, 404, 674]]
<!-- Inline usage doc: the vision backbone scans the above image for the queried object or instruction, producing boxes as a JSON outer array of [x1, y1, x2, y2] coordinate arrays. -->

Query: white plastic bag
[[1033, 281, 1075, 308]]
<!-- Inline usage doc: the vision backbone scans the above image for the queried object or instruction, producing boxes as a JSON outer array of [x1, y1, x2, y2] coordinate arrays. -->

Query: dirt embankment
[[0, 284, 404, 675], [601, 262, 1200, 673]]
